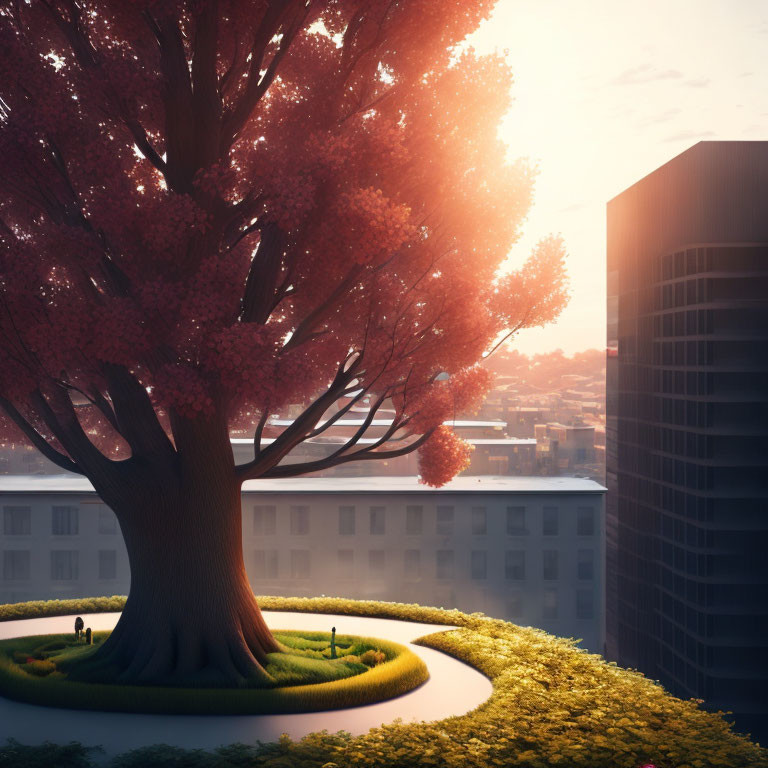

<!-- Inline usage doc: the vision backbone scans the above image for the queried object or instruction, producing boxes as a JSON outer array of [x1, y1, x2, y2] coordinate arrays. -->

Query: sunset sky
[[470, 0, 768, 356]]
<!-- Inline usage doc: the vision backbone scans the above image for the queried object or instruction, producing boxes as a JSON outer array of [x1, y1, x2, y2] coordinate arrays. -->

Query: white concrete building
[[0, 475, 606, 652]]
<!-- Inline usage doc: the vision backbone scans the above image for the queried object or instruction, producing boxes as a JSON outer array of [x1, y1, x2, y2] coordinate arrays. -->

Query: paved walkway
[[0, 611, 492, 757]]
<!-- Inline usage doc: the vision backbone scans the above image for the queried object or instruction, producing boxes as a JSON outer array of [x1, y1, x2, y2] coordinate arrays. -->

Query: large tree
[[0, 0, 567, 686]]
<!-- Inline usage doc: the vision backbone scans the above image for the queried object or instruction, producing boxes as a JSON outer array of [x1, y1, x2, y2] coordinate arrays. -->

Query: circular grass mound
[[0, 628, 427, 715]]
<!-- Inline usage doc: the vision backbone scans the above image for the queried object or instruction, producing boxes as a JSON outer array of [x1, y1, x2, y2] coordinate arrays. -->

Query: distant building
[[465, 439, 537, 476], [0, 474, 607, 653], [606, 141, 768, 740], [535, 423, 597, 472], [506, 407, 552, 438]]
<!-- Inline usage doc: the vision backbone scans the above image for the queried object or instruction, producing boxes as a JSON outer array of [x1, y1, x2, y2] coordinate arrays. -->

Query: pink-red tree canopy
[[0, 0, 568, 488]]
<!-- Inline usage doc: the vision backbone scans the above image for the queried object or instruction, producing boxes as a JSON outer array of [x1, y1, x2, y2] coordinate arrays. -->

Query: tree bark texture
[[71, 422, 281, 686]]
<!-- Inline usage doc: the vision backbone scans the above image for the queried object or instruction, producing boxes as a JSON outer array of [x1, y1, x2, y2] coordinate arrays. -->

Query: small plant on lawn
[[23, 659, 57, 677], [360, 650, 386, 667]]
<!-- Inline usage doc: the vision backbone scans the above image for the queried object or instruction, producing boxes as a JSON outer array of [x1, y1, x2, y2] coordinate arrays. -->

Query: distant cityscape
[[1, 347, 606, 485]]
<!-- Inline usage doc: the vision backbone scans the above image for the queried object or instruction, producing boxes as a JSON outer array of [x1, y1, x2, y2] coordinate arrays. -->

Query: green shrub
[[0, 738, 100, 768], [359, 650, 385, 667], [23, 659, 57, 677], [0, 596, 126, 623]]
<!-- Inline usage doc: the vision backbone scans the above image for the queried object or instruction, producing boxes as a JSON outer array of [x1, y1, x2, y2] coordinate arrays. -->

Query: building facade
[[1, 474, 606, 653], [606, 141, 768, 739]]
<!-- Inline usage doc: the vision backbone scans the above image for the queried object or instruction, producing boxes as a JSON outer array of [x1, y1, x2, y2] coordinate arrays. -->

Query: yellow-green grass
[[0, 629, 427, 715], [1, 596, 766, 767]]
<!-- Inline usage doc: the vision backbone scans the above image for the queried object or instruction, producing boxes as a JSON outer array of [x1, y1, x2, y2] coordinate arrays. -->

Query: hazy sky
[[469, 0, 768, 355]]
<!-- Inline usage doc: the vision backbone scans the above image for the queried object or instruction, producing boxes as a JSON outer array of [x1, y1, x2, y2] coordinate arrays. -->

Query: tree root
[[69, 621, 275, 688]]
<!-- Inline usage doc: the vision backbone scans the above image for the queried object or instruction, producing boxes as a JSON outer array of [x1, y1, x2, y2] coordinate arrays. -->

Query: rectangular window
[[576, 589, 594, 619], [338, 506, 356, 536], [542, 589, 558, 619], [2, 550, 30, 581], [507, 591, 523, 618], [290, 550, 310, 579], [577, 549, 594, 580], [337, 549, 354, 579], [52, 506, 79, 536], [97, 507, 117, 535], [3, 506, 31, 536], [471, 506, 487, 535], [252, 550, 279, 578], [542, 550, 559, 580], [436, 506, 454, 535], [253, 505, 276, 536], [505, 550, 525, 580], [51, 550, 79, 581], [369, 506, 385, 535], [290, 505, 309, 535], [404, 549, 421, 579], [542, 506, 559, 536], [405, 505, 423, 535], [506, 506, 527, 535], [471, 550, 487, 580], [436, 550, 454, 579], [577, 506, 595, 536], [98, 549, 117, 580]]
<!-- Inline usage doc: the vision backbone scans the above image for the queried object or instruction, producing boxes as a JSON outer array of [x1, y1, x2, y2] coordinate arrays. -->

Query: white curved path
[[0, 611, 492, 757]]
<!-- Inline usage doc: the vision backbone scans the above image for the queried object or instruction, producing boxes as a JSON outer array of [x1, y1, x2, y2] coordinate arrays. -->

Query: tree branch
[[40, 0, 167, 177], [235, 365, 354, 481], [282, 265, 363, 352], [303, 388, 367, 439], [103, 364, 177, 468], [261, 429, 434, 479], [0, 395, 83, 474], [219, 0, 310, 153], [29, 386, 116, 476], [240, 222, 286, 323]]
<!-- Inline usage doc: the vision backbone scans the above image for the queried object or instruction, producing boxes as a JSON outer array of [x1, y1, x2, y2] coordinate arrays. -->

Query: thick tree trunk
[[73, 463, 280, 687]]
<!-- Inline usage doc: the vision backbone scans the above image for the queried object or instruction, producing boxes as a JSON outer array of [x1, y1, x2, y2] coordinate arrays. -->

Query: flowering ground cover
[[1, 596, 766, 768]]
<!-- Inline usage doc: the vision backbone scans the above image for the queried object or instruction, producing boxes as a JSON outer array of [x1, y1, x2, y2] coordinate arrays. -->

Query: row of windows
[[617, 393, 712, 428], [618, 429, 711, 462], [616, 477, 714, 522], [251, 548, 596, 582], [4, 504, 598, 539], [3, 506, 118, 536], [616, 449, 713, 491], [656, 279, 709, 311], [657, 246, 768, 282], [2, 549, 118, 581], [253, 505, 597, 538]]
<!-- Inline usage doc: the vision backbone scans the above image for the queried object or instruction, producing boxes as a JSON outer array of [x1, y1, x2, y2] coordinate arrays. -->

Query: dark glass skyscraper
[[606, 141, 768, 741]]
